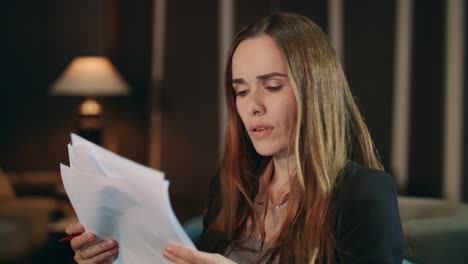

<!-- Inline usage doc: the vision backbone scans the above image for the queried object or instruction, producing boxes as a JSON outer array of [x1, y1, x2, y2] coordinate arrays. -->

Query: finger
[[90, 246, 119, 263], [97, 259, 113, 264], [71, 232, 96, 251], [164, 244, 200, 263], [80, 239, 118, 260], [163, 249, 192, 264], [65, 222, 85, 235]]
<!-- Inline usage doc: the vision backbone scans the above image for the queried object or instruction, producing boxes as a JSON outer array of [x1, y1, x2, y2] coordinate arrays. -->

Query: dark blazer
[[197, 161, 404, 263]]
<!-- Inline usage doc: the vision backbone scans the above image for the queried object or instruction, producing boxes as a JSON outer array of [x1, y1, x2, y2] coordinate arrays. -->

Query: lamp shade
[[50, 56, 130, 96]]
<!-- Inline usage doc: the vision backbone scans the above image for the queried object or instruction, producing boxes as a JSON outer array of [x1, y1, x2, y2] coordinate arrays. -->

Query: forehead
[[231, 34, 286, 78]]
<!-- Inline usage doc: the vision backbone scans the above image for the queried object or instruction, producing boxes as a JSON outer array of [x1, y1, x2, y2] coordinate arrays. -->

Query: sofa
[[182, 196, 468, 264], [398, 196, 468, 264], [0, 167, 61, 263]]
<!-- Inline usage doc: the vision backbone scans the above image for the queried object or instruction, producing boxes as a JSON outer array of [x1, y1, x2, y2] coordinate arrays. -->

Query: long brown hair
[[217, 13, 383, 263]]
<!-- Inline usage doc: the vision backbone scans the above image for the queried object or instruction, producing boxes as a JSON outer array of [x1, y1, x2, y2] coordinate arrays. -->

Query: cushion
[[0, 167, 15, 202]]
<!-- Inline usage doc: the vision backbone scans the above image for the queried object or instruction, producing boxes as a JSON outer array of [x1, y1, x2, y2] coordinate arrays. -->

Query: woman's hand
[[163, 243, 236, 264], [65, 223, 119, 264]]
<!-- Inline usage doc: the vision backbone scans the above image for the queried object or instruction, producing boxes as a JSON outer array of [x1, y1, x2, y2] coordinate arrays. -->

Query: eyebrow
[[232, 72, 288, 85]]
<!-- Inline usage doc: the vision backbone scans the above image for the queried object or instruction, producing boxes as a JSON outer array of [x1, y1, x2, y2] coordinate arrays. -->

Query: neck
[[271, 153, 296, 190]]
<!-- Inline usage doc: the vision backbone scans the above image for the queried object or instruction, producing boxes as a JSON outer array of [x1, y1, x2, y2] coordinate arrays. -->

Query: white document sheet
[[60, 134, 195, 264]]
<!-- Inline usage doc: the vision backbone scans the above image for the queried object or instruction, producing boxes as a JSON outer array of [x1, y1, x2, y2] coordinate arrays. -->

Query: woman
[[66, 13, 404, 263]]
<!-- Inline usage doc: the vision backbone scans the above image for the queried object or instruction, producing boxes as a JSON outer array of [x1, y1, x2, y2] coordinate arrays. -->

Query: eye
[[235, 90, 248, 97], [233, 83, 249, 97], [266, 85, 282, 91], [263, 79, 283, 91]]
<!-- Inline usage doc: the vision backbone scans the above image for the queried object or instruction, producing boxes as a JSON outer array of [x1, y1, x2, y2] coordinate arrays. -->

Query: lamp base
[[77, 127, 101, 145], [78, 114, 102, 145]]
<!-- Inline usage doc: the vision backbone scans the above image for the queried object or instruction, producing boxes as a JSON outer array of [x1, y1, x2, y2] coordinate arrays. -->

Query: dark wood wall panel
[[463, 0, 468, 202], [408, 0, 446, 197], [344, 0, 397, 170], [162, 0, 219, 221], [1, 1, 51, 169], [235, 0, 272, 32], [279, 0, 328, 33], [1, 0, 150, 170]]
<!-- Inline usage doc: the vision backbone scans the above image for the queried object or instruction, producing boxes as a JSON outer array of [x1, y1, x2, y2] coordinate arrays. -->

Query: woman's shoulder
[[332, 161, 404, 263], [334, 160, 397, 206]]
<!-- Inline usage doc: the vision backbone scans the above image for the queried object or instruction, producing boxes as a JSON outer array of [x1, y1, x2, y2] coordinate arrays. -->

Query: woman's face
[[231, 34, 297, 158]]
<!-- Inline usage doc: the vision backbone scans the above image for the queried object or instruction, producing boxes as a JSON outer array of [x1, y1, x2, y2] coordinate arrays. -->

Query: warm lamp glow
[[50, 56, 130, 96], [79, 98, 102, 115]]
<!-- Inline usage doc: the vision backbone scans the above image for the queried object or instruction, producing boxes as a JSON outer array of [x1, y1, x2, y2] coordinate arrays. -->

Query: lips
[[249, 125, 274, 139]]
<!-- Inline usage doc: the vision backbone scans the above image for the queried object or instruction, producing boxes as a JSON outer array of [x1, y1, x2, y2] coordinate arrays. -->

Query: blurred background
[[0, 0, 467, 263]]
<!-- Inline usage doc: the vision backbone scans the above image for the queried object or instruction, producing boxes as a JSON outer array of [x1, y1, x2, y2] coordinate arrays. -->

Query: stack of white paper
[[60, 134, 195, 264]]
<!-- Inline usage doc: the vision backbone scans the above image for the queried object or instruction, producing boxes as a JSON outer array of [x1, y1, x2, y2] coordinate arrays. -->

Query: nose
[[247, 88, 265, 116]]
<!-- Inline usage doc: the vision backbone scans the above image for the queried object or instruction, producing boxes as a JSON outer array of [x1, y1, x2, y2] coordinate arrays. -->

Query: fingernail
[[107, 240, 115, 246], [165, 246, 173, 253]]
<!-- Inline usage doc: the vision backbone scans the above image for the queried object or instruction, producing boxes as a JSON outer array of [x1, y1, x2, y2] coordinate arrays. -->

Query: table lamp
[[50, 56, 130, 144]]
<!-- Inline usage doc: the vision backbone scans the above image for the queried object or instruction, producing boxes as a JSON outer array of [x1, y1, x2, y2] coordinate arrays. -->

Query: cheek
[[282, 111, 296, 136], [280, 105, 297, 142], [279, 96, 297, 130], [235, 100, 248, 126], [288, 103, 297, 126]]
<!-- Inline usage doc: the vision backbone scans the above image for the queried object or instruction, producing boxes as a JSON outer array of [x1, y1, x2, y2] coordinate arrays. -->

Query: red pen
[[59, 234, 79, 242]]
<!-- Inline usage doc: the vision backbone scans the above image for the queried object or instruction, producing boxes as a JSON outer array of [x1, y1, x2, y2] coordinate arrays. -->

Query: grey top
[[224, 161, 286, 263]]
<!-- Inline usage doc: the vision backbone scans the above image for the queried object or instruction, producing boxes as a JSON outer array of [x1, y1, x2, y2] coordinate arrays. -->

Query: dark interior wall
[[2, 0, 466, 216], [159, 0, 332, 221], [0, 0, 150, 170], [279, 0, 328, 32], [235, 0, 273, 32], [1, 1, 51, 169], [283, 3, 457, 198], [344, 0, 396, 170], [280, 0, 396, 171], [161, 0, 219, 221], [105, 0, 151, 163], [408, 0, 446, 197], [463, 0, 468, 202], [234, 0, 328, 34]]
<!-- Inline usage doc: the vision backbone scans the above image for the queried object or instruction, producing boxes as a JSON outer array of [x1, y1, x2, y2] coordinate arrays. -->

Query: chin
[[252, 143, 281, 157]]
